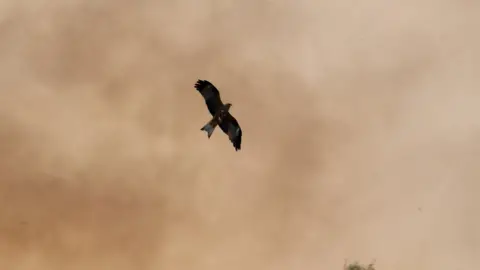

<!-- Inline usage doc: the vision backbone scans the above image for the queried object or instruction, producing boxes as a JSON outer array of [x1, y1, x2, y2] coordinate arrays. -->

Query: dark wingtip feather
[[233, 129, 242, 151], [194, 79, 210, 91]]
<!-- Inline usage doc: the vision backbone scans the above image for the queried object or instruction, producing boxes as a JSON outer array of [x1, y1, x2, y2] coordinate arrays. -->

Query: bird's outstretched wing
[[194, 79, 224, 117], [219, 114, 242, 151]]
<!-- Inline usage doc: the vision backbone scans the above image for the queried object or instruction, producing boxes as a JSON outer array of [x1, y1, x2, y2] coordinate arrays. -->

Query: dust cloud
[[0, 0, 479, 269]]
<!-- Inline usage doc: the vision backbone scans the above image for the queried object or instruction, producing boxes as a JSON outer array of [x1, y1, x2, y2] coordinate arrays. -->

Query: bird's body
[[200, 103, 231, 138], [194, 79, 242, 151]]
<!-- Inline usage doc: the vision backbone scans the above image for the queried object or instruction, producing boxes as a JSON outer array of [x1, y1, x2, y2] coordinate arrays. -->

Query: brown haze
[[0, 0, 479, 269]]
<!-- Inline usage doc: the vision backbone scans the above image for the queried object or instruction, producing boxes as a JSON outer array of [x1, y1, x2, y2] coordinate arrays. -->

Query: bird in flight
[[194, 79, 242, 151]]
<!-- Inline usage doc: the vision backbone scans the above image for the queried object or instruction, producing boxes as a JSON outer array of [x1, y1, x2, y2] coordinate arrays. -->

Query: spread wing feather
[[194, 79, 224, 116], [219, 114, 242, 151]]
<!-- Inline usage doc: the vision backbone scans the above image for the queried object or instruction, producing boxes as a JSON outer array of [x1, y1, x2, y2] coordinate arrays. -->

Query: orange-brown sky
[[0, 0, 479, 269]]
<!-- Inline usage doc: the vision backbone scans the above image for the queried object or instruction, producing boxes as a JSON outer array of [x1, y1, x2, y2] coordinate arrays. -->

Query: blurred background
[[0, 0, 479, 269]]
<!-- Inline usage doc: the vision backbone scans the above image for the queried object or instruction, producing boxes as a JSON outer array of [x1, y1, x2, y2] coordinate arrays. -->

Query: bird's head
[[224, 103, 232, 110]]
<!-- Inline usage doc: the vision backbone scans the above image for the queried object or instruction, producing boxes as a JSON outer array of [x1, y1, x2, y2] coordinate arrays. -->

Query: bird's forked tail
[[201, 122, 216, 139]]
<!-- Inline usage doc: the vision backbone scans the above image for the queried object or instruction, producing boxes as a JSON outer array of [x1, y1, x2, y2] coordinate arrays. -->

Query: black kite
[[194, 79, 242, 151]]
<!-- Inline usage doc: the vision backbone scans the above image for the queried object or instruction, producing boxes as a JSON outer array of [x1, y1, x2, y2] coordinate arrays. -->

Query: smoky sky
[[0, 0, 479, 269]]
